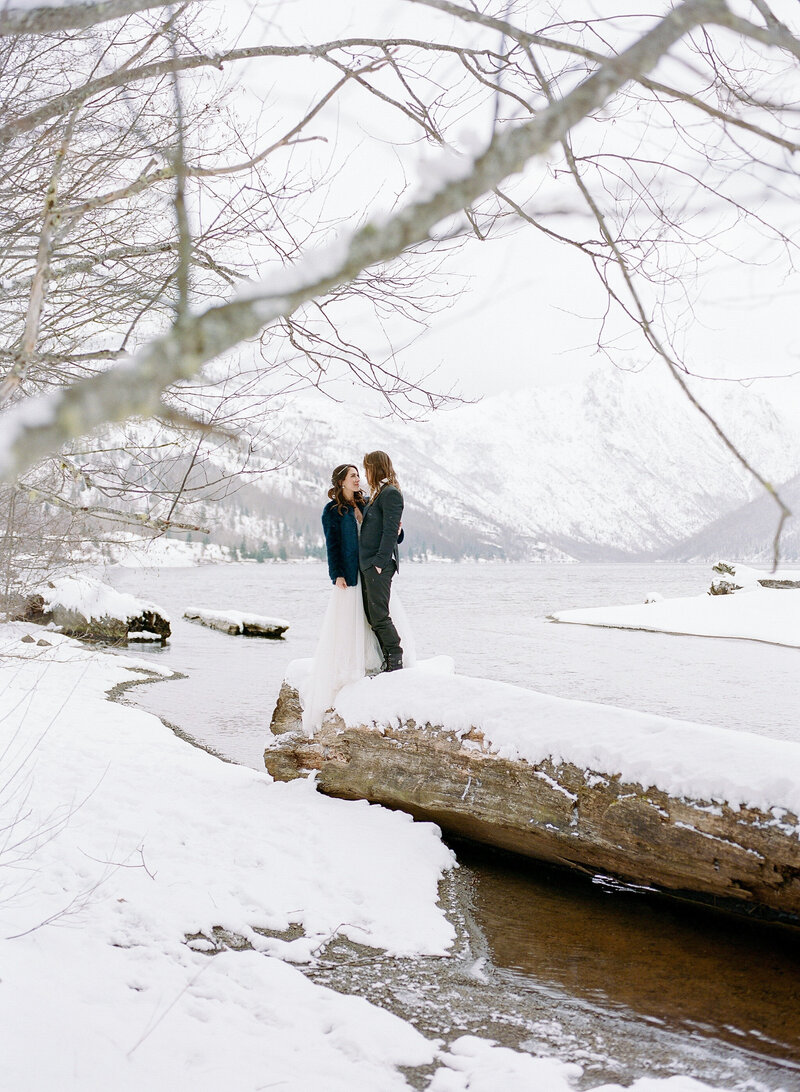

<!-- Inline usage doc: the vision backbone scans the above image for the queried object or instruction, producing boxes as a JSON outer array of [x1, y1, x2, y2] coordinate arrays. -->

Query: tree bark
[[266, 681, 800, 927]]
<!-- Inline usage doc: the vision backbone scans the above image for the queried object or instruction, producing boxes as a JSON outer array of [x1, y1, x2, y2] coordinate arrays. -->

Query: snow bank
[[0, 624, 452, 1091], [715, 562, 800, 587], [429, 1038, 720, 1092], [308, 658, 800, 820], [550, 567, 800, 647], [105, 536, 232, 567], [40, 572, 170, 625], [0, 627, 734, 1090]]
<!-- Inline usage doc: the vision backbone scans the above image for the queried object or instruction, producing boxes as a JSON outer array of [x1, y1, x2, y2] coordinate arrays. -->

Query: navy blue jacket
[[321, 499, 365, 587]]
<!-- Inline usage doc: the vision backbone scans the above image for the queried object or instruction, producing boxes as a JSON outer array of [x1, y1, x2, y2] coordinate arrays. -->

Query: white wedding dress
[[300, 573, 416, 736]]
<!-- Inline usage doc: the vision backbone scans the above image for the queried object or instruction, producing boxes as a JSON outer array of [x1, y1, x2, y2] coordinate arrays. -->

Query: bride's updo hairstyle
[[363, 450, 399, 496], [328, 463, 365, 513]]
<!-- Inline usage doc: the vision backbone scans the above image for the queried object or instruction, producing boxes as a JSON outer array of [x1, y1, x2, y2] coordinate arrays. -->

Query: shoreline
[[107, 657, 800, 1087]]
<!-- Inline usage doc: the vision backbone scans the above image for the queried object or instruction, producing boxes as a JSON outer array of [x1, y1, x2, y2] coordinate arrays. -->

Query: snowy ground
[[549, 564, 800, 648], [0, 625, 735, 1090]]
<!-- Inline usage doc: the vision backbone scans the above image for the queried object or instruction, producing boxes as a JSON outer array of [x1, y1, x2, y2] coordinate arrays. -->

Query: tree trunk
[[265, 682, 800, 927]]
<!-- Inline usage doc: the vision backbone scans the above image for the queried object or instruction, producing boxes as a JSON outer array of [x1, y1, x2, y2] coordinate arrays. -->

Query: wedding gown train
[[300, 577, 416, 735]]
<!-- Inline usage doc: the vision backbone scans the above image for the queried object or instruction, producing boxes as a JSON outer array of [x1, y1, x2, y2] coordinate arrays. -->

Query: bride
[[300, 462, 414, 735]]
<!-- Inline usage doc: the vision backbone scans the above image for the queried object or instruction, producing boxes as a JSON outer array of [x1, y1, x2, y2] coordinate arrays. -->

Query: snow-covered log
[[184, 608, 288, 638], [265, 665, 800, 927], [711, 561, 800, 593], [13, 574, 170, 642]]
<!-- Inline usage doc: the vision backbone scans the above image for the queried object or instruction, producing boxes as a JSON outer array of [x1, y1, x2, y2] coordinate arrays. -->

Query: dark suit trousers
[[361, 561, 402, 660]]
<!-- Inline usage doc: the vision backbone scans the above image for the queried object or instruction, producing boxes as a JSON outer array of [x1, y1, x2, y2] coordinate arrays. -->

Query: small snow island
[[266, 657, 800, 928]]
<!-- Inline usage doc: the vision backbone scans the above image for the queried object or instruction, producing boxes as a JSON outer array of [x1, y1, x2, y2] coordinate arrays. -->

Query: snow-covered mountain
[[188, 367, 800, 562], [662, 472, 800, 563]]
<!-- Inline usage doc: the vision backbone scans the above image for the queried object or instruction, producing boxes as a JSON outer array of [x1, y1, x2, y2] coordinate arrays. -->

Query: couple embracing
[[301, 450, 415, 734]]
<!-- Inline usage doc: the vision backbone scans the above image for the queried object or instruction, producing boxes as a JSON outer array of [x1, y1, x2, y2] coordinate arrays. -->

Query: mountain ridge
[[173, 367, 800, 562]]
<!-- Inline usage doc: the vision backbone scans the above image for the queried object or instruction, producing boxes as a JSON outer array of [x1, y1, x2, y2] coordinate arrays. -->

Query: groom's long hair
[[363, 451, 399, 496], [328, 464, 365, 514]]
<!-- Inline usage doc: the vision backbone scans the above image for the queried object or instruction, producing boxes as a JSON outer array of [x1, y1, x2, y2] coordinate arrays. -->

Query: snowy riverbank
[[550, 563, 800, 647], [0, 625, 734, 1090]]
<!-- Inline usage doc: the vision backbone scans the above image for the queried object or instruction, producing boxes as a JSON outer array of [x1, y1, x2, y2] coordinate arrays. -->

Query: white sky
[[197, 0, 800, 409]]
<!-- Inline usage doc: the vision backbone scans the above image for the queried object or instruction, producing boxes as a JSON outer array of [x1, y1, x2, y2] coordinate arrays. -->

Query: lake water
[[107, 561, 800, 1088], [109, 560, 800, 767]]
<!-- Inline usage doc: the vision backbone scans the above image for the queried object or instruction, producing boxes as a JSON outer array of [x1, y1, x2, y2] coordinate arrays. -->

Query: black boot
[[385, 652, 403, 672]]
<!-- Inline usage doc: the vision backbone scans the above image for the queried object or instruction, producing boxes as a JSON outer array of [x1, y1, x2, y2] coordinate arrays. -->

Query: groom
[[360, 450, 404, 672]]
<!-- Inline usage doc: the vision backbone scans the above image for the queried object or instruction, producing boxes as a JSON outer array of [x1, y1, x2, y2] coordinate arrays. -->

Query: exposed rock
[[265, 683, 800, 927], [270, 682, 305, 734], [183, 608, 288, 638], [8, 592, 46, 621], [47, 604, 170, 642], [708, 579, 741, 595], [712, 562, 737, 576]]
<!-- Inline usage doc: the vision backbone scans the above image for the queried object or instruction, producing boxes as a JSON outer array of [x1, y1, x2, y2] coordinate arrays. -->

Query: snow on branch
[[0, 0, 726, 483], [0, 0, 172, 38]]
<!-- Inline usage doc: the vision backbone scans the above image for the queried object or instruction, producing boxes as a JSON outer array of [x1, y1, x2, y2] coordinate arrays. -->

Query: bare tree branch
[[0, 109, 79, 405], [0, 36, 505, 143], [21, 483, 209, 535], [0, 0, 728, 482], [524, 32, 793, 564]]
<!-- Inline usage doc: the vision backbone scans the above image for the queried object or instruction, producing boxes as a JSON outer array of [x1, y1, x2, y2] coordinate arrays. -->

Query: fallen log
[[711, 561, 800, 593], [183, 608, 288, 638], [265, 670, 800, 927]]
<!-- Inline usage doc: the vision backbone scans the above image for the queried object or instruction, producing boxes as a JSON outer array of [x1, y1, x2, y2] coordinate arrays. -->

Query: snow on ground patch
[[0, 628, 743, 1091], [332, 660, 800, 819], [550, 567, 800, 648], [427, 1037, 725, 1091], [109, 535, 232, 567], [0, 625, 453, 1090]]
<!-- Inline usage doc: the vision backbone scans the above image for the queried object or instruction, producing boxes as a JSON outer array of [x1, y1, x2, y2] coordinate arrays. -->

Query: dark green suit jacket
[[359, 484, 404, 571]]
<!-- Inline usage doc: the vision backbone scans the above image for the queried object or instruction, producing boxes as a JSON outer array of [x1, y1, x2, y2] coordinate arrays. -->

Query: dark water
[[106, 561, 800, 1087], [460, 844, 800, 1069]]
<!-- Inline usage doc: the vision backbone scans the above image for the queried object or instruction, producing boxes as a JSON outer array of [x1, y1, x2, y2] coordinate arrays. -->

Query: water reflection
[[459, 843, 800, 1065]]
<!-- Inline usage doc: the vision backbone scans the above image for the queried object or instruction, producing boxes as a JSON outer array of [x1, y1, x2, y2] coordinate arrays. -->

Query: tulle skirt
[[300, 575, 416, 735]]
